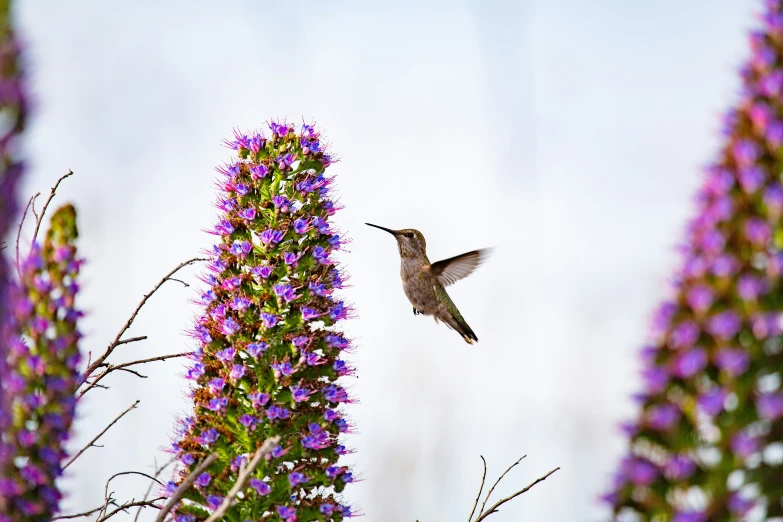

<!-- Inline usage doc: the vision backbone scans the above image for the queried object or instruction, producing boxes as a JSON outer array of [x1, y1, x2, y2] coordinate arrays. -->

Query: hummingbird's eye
[[405, 232, 414, 238]]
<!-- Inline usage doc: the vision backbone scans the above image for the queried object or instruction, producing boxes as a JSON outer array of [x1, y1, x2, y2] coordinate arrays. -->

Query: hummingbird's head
[[365, 223, 427, 258]]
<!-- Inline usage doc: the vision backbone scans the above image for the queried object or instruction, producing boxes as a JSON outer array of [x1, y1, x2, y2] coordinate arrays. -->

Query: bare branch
[[79, 351, 191, 397], [62, 400, 139, 470], [15, 192, 39, 277], [52, 505, 103, 520], [135, 458, 177, 522], [204, 436, 281, 522], [115, 335, 149, 347], [474, 467, 560, 522], [155, 452, 219, 522], [95, 497, 166, 522], [479, 455, 526, 516], [467, 456, 487, 522], [31, 170, 73, 246], [81, 257, 205, 385]]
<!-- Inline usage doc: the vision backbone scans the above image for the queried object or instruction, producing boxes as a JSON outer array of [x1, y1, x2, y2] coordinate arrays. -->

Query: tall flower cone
[[0, 205, 83, 521], [603, 2, 783, 520], [0, 0, 30, 517], [168, 122, 356, 521]]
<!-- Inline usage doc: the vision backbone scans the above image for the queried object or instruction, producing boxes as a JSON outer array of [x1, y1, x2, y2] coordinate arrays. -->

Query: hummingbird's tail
[[432, 285, 478, 344], [437, 313, 478, 345]]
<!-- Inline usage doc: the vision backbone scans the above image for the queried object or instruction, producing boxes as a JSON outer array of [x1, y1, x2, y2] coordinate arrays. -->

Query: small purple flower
[[304, 352, 325, 366], [320, 504, 335, 515], [311, 216, 330, 234], [323, 385, 349, 403], [277, 153, 294, 170], [621, 457, 657, 486], [235, 182, 249, 196], [277, 506, 296, 520], [292, 335, 310, 347], [206, 495, 223, 510], [216, 347, 236, 363], [198, 429, 219, 445], [181, 453, 195, 466], [728, 493, 755, 516], [650, 302, 676, 338], [246, 342, 267, 357], [764, 183, 783, 215], [249, 478, 271, 495], [291, 385, 312, 402], [266, 405, 290, 420], [646, 403, 680, 431], [249, 392, 270, 409], [259, 229, 284, 245], [273, 284, 298, 302], [288, 472, 308, 487], [308, 281, 328, 296], [744, 217, 771, 246], [335, 419, 349, 432], [239, 207, 256, 221], [208, 377, 225, 394], [186, 363, 205, 380], [669, 321, 700, 349], [329, 301, 348, 321], [312, 245, 330, 264], [293, 218, 311, 234], [733, 140, 759, 166], [738, 274, 764, 301], [756, 392, 783, 420], [260, 312, 278, 329], [195, 472, 211, 487], [333, 360, 350, 376], [664, 454, 696, 480], [711, 254, 739, 278], [251, 164, 269, 179], [731, 431, 758, 459], [341, 472, 354, 483], [708, 311, 741, 340], [238, 414, 257, 428], [673, 347, 707, 378], [222, 317, 240, 336], [206, 397, 228, 411], [686, 286, 713, 313], [301, 307, 321, 320], [326, 334, 350, 348], [230, 364, 246, 380], [738, 166, 766, 194], [272, 361, 295, 376], [324, 409, 339, 422], [283, 251, 303, 266], [272, 195, 292, 212], [698, 387, 728, 416], [715, 348, 750, 377], [252, 265, 273, 279]]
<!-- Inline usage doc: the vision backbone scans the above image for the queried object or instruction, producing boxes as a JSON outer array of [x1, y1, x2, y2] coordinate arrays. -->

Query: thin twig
[[62, 400, 139, 470], [468, 456, 487, 522], [15, 192, 39, 277], [204, 436, 281, 522], [52, 505, 103, 520], [95, 497, 166, 522], [82, 257, 205, 384], [155, 453, 219, 522], [479, 455, 526, 517], [135, 457, 177, 522], [79, 351, 191, 397], [474, 467, 560, 522], [31, 170, 73, 246]]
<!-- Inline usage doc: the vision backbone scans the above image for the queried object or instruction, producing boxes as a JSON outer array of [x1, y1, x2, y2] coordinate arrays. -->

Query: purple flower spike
[[168, 123, 354, 518]]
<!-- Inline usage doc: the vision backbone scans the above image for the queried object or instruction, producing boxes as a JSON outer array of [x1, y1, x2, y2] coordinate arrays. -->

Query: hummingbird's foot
[[413, 307, 421, 316]]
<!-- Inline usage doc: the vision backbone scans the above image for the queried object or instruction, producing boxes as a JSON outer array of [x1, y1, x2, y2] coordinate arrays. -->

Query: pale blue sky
[[14, 1, 757, 520]]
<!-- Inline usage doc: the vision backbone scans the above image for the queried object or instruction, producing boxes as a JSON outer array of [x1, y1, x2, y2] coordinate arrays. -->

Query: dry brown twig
[[15, 191, 39, 277], [466, 456, 559, 522], [155, 453, 220, 522], [203, 436, 281, 522], [78, 256, 206, 397], [62, 400, 139, 470], [31, 170, 73, 246]]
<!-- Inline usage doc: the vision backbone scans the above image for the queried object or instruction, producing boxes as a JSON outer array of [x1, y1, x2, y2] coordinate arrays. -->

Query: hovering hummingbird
[[365, 223, 492, 344]]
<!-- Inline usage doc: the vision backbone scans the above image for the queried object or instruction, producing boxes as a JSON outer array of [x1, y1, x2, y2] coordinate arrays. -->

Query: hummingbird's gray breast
[[400, 259, 439, 315]]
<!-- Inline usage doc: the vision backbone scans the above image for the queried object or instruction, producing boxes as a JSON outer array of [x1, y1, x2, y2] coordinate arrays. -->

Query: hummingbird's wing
[[430, 248, 493, 287]]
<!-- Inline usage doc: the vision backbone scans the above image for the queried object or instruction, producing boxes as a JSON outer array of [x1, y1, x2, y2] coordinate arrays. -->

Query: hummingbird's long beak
[[365, 223, 399, 236]]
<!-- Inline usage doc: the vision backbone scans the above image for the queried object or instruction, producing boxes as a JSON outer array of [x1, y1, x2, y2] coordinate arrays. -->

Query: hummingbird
[[365, 223, 492, 344]]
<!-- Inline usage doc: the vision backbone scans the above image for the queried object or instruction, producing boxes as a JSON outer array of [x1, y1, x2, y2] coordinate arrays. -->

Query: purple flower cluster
[[604, 4, 783, 520], [0, 8, 30, 519], [0, 206, 82, 521], [169, 122, 356, 520]]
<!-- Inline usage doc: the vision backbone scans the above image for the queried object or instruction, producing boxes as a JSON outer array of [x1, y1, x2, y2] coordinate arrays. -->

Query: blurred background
[[12, 1, 759, 520]]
